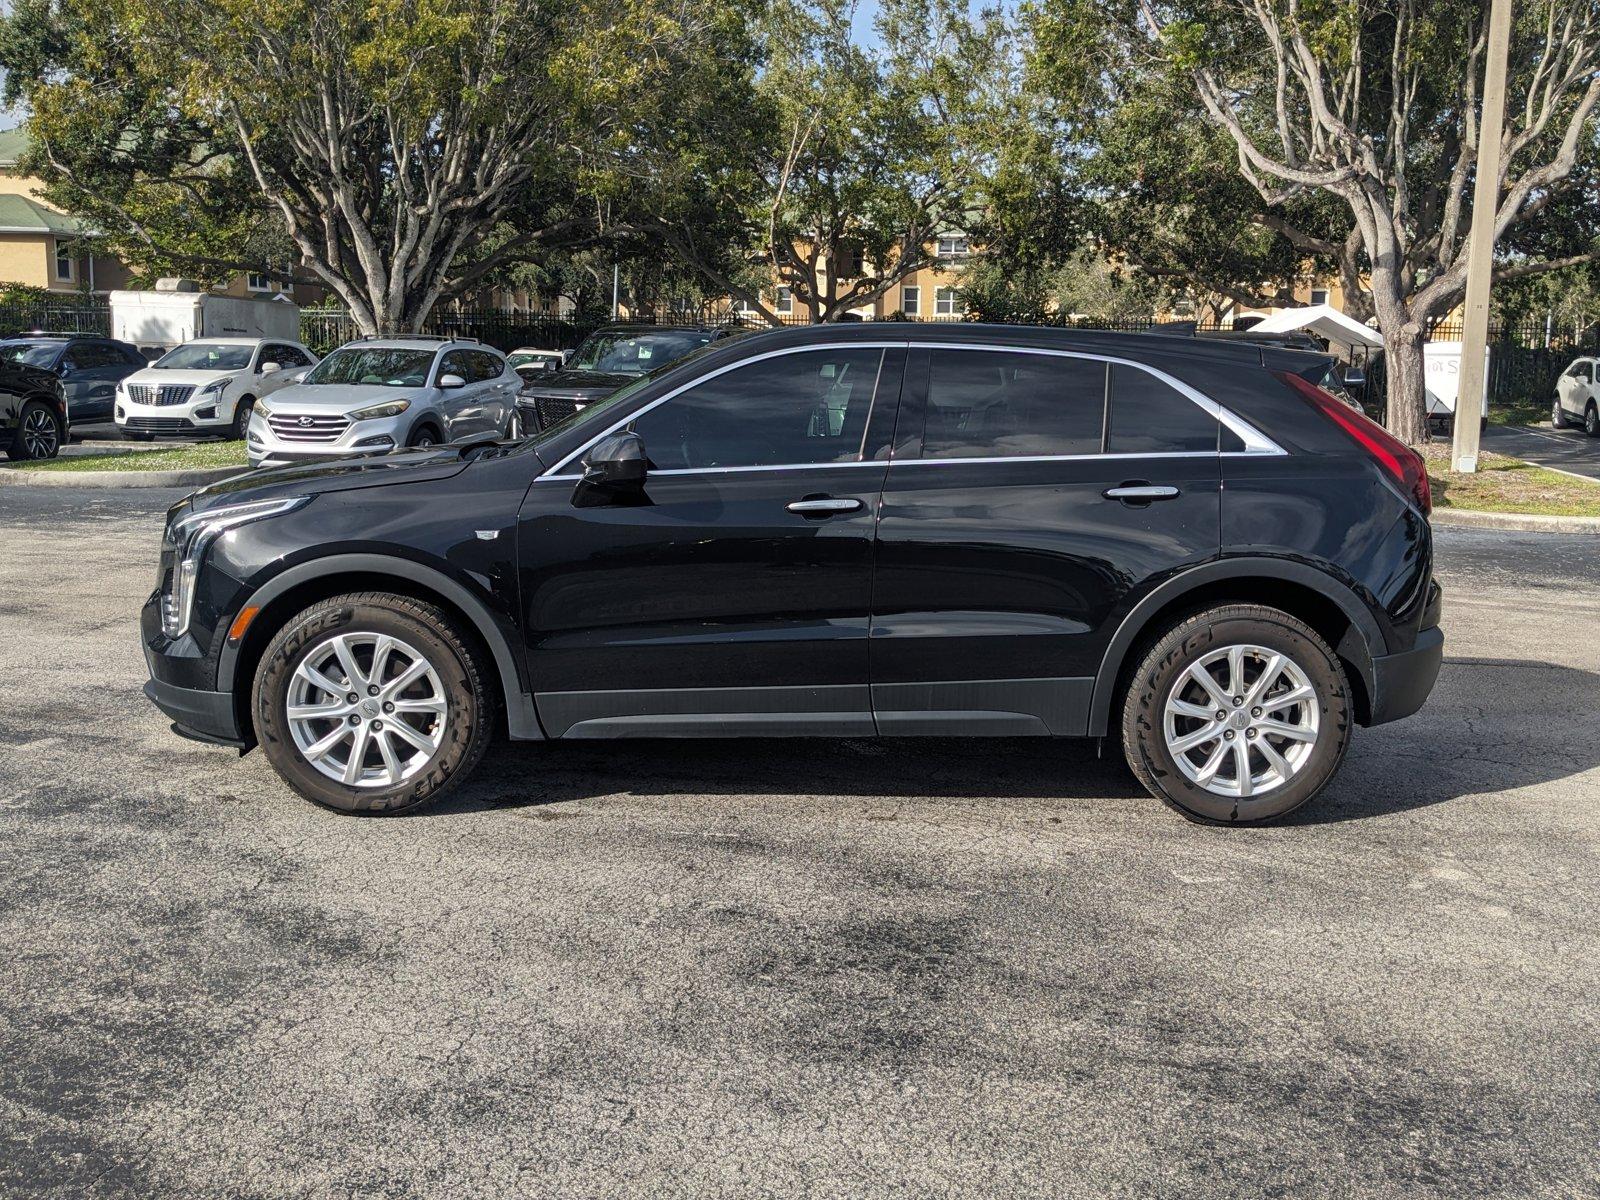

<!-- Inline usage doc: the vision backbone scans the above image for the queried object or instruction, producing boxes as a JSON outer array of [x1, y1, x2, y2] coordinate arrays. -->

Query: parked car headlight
[[198, 378, 228, 397], [254, 400, 273, 419], [160, 497, 310, 639], [348, 399, 411, 421]]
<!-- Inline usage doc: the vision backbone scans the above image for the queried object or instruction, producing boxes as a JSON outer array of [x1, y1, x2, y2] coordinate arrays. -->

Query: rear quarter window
[[1105, 364, 1219, 454]]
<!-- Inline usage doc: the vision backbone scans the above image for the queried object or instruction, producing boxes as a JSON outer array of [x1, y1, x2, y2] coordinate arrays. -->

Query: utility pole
[[612, 263, 620, 320], [1452, 0, 1514, 473]]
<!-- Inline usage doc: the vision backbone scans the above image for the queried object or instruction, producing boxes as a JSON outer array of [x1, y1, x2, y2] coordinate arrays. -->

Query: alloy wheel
[[1162, 643, 1320, 799], [286, 632, 448, 788], [21, 407, 59, 458]]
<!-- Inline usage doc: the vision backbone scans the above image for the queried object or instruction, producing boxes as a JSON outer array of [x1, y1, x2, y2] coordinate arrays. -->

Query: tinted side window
[[472, 351, 505, 382], [1578, 363, 1594, 383], [1106, 364, 1218, 454], [923, 349, 1105, 459], [438, 351, 473, 383], [629, 347, 883, 470]]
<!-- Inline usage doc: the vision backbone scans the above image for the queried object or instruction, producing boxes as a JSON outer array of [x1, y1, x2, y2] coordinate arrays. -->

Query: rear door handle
[[1103, 484, 1181, 503], [787, 497, 863, 516]]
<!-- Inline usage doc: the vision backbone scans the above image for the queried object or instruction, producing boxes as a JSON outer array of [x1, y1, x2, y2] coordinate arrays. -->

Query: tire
[[1586, 403, 1599, 438], [1552, 398, 1568, 429], [252, 592, 496, 815], [228, 395, 255, 441], [1120, 604, 1352, 825], [406, 424, 441, 449], [6, 400, 63, 461]]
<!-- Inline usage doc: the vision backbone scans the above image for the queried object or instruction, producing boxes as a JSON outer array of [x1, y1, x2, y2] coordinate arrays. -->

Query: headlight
[[254, 400, 273, 419], [198, 378, 228, 397], [160, 496, 310, 639], [348, 399, 411, 421]]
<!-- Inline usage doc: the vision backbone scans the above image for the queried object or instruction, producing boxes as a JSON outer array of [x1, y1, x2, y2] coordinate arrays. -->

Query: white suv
[[247, 337, 521, 468], [1553, 356, 1599, 435], [116, 338, 318, 441]]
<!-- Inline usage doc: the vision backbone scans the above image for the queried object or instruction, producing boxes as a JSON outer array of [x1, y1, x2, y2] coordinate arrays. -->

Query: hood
[[183, 447, 492, 518], [125, 367, 238, 389], [262, 382, 426, 413], [521, 368, 636, 397]]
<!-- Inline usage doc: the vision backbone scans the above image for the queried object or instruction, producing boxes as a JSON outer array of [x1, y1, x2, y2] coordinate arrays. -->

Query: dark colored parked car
[[0, 333, 146, 426], [142, 323, 1443, 824], [0, 352, 69, 460], [515, 325, 738, 432]]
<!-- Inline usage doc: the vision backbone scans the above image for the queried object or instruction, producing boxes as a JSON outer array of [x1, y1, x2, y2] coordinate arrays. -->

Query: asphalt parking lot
[[2, 488, 1598, 1199]]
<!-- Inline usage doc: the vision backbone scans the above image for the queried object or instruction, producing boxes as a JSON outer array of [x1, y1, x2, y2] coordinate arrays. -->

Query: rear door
[[515, 342, 902, 737], [59, 341, 126, 421], [868, 345, 1223, 736]]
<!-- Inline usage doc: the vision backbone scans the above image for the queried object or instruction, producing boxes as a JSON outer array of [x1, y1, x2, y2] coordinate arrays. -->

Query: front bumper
[[141, 592, 247, 747], [249, 410, 407, 467], [119, 398, 232, 434], [1367, 624, 1444, 725]]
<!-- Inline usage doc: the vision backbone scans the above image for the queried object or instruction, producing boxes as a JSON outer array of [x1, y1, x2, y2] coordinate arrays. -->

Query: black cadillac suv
[[142, 323, 1443, 824]]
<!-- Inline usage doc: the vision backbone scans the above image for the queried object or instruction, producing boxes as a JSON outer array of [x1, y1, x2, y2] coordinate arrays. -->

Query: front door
[[435, 349, 491, 439], [516, 343, 901, 738], [869, 346, 1223, 736]]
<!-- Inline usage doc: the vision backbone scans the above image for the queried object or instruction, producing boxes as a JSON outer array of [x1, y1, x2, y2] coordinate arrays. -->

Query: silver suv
[[248, 336, 520, 468]]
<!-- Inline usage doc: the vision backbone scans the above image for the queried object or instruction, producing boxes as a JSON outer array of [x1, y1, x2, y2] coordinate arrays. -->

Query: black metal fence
[[0, 297, 112, 338]]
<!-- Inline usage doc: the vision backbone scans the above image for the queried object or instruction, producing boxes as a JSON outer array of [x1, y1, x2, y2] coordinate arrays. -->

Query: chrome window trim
[[539, 338, 1285, 479]]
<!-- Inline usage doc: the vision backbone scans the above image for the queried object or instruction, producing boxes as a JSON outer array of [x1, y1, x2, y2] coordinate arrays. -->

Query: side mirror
[[259, 361, 281, 375], [438, 373, 466, 389], [580, 431, 648, 489]]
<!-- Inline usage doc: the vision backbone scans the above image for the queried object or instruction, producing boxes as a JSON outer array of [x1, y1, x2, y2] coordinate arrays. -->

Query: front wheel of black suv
[[253, 592, 495, 814], [6, 400, 63, 460], [1121, 604, 1352, 825]]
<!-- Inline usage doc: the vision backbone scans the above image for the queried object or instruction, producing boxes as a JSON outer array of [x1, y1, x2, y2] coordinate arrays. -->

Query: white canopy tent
[[1248, 304, 1383, 350]]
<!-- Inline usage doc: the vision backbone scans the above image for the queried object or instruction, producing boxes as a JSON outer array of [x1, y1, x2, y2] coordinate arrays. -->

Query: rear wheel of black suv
[[253, 592, 495, 815], [1121, 604, 1351, 825]]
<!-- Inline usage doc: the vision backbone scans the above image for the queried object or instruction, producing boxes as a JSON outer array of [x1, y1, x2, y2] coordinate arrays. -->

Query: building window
[[843, 248, 865, 278], [733, 294, 756, 315], [1309, 288, 1329, 305], [775, 286, 794, 315], [937, 234, 970, 260], [247, 272, 274, 293], [901, 285, 920, 316], [54, 245, 73, 282], [935, 286, 965, 316]]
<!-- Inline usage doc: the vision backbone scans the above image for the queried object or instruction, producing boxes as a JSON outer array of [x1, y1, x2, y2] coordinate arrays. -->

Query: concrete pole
[[1452, 0, 1515, 472]]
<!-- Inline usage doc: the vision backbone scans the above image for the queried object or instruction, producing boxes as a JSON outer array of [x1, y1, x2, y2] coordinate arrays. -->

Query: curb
[[0, 466, 245, 489], [1432, 507, 1600, 534]]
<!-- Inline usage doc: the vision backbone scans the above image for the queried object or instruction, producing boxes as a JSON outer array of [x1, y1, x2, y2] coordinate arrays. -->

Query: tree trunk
[[1383, 324, 1430, 446]]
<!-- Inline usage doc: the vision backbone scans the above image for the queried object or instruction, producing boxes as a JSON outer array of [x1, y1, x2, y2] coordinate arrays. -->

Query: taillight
[[1276, 371, 1431, 516]]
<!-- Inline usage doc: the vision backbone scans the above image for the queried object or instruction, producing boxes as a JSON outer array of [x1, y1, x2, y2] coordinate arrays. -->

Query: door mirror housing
[[581, 431, 648, 489], [438, 373, 467, 389], [259, 361, 281, 376]]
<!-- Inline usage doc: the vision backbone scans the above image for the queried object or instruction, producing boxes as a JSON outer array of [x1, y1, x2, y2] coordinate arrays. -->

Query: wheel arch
[[218, 554, 541, 745], [1088, 558, 1384, 737]]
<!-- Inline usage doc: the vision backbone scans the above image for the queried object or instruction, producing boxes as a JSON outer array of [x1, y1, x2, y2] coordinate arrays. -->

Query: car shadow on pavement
[[425, 656, 1600, 825]]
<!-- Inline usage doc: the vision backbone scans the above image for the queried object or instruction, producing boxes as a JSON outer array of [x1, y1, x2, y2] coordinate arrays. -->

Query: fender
[[217, 552, 543, 739], [1086, 556, 1385, 737]]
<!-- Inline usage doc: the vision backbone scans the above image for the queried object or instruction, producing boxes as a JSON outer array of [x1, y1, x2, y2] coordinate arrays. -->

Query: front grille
[[526, 394, 590, 430], [267, 413, 349, 443], [124, 416, 194, 432], [128, 384, 197, 407]]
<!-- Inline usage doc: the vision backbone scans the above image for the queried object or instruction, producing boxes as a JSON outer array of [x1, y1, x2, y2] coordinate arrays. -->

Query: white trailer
[[1424, 341, 1491, 427], [110, 286, 301, 354]]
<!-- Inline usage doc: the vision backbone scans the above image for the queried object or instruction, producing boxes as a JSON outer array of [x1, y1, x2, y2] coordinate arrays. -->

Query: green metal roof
[[0, 192, 89, 236], [0, 127, 30, 169]]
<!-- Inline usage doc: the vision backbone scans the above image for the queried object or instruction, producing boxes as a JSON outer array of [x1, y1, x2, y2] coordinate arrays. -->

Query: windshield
[[156, 343, 254, 371], [303, 347, 436, 387], [508, 351, 560, 368], [0, 340, 62, 368], [530, 342, 723, 447], [568, 330, 713, 376]]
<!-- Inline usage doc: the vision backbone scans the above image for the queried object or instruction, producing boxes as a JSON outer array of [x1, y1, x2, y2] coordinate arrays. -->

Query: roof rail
[[349, 333, 477, 344]]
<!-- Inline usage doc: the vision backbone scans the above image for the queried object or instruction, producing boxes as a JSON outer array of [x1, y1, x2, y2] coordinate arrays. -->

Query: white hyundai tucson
[[116, 337, 319, 441], [248, 337, 521, 468]]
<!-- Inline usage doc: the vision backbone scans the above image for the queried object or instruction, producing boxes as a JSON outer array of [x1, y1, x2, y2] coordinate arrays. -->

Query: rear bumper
[[1367, 624, 1443, 726]]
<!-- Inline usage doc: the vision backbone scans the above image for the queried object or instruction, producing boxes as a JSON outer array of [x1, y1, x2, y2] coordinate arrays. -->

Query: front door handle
[[787, 497, 863, 516], [1103, 484, 1181, 503]]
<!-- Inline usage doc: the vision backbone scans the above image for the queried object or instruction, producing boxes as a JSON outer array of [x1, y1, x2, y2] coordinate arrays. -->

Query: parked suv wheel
[[229, 395, 255, 441], [1552, 398, 1569, 429], [253, 592, 495, 814], [1121, 604, 1351, 824], [1586, 403, 1599, 438], [6, 400, 63, 461]]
